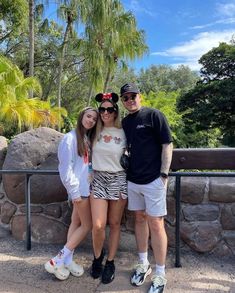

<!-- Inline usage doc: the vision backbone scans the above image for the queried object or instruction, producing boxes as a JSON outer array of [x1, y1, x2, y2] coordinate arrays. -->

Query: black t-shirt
[[122, 107, 172, 184]]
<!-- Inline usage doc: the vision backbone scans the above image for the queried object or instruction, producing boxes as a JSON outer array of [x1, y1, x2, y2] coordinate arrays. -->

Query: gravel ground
[[0, 226, 234, 293]]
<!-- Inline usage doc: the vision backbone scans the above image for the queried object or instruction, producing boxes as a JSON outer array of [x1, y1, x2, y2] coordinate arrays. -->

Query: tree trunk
[[29, 0, 34, 77], [28, 0, 34, 99], [103, 66, 112, 92], [87, 84, 93, 106], [57, 19, 72, 131]]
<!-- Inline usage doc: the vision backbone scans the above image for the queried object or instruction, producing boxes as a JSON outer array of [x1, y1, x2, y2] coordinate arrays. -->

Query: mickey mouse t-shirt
[[92, 127, 126, 172]]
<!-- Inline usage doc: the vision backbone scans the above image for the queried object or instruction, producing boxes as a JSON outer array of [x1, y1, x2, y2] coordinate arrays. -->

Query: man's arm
[[160, 142, 173, 175]]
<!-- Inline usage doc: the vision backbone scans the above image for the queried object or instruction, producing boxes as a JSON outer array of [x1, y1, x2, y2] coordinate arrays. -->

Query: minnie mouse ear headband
[[95, 92, 119, 103]]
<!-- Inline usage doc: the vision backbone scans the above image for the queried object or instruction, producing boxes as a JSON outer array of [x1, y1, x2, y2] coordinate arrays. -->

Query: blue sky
[[122, 0, 235, 71], [46, 0, 235, 72]]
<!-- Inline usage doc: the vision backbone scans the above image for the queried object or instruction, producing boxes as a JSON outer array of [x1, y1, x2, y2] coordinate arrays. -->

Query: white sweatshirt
[[58, 129, 90, 200], [92, 127, 126, 172]]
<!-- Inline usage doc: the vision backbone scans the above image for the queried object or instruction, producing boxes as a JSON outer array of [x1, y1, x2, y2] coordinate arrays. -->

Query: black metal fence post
[[175, 174, 182, 267], [25, 174, 32, 250]]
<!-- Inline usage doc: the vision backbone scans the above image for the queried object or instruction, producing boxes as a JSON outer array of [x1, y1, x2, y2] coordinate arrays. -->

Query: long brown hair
[[76, 107, 98, 156]]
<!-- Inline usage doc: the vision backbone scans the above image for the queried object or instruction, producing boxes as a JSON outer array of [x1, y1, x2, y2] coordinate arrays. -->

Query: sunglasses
[[121, 94, 137, 102], [98, 106, 115, 114]]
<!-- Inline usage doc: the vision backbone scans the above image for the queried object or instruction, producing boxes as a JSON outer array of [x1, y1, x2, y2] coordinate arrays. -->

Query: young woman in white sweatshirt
[[45, 107, 98, 280]]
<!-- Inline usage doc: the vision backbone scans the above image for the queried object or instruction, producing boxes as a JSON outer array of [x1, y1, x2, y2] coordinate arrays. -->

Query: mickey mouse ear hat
[[95, 92, 119, 103]]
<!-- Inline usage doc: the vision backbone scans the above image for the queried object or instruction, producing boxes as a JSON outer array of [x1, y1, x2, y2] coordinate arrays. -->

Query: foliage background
[[0, 1, 234, 147]]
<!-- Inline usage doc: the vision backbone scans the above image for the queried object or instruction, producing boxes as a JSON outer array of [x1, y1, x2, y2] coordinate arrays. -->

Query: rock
[[1, 201, 17, 224], [181, 221, 222, 252], [61, 202, 72, 225], [2, 127, 67, 204], [211, 240, 233, 257], [221, 203, 235, 230], [180, 177, 207, 204], [166, 196, 176, 225], [19, 205, 43, 214], [11, 214, 68, 244], [0, 226, 10, 238], [182, 204, 219, 221], [44, 203, 61, 218], [209, 177, 235, 202], [0, 136, 7, 180], [223, 230, 235, 254]]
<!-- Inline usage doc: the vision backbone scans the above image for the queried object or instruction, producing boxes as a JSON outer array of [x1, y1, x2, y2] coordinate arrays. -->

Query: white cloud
[[191, 17, 235, 29], [151, 30, 234, 70], [216, 2, 235, 17], [189, 2, 235, 30]]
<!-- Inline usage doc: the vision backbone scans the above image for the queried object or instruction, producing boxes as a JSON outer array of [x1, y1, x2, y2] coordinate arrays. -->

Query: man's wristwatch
[[160, 172, 168, 179]]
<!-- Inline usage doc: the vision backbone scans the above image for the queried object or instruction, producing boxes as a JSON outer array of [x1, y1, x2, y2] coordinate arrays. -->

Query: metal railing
[[1, 169, 235, 268]]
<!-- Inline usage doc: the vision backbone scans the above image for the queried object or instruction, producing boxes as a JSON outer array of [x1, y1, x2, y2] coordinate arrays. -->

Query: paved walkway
[[0, 227, 234, 293]]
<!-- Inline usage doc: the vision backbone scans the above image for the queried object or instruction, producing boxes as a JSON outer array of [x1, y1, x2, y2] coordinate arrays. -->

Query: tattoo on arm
[[161, 143, 173, 174]]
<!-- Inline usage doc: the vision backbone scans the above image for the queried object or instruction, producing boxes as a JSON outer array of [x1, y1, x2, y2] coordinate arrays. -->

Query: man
[[120, 83, 173, 293]]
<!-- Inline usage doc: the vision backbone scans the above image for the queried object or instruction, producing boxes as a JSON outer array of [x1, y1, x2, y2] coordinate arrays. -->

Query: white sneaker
[[65, 261, 84, 277], [44, 259, 70, 281], [148, 274, 167, 293], [130, 262, 152, 286]]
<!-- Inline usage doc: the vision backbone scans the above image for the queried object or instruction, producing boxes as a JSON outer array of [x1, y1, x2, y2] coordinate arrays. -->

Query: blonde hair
[[93, 100, 121, 146], [76, 107, 98, 156]]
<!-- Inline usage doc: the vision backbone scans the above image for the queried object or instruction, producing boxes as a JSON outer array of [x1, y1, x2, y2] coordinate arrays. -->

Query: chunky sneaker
[[148, 274, 167, 293], [44, 259, 70, 281], [130, 262, 152, 286], [101, 260, 115, 284], [90, 249, 105, 279], [65, 261, 84, 277]]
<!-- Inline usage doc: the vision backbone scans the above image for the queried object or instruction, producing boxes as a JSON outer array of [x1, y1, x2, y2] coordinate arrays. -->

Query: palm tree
[[28, 0, 35, 78], [56, 0, 90, 130], [102, 13, 148, 92], [84, 0, 148, 102], [0, 55, 67, 134]]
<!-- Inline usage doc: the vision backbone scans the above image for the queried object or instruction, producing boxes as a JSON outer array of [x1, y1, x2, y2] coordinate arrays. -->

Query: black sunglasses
[[98, 106, 115, 114], [121, 94, 137, 102]]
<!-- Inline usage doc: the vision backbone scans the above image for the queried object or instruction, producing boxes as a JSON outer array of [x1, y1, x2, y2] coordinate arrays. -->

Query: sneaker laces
[[151, 274, 167, 287], [134, 262, 149, 274]]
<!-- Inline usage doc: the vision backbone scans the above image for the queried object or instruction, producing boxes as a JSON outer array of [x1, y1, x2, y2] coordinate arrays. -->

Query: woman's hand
[[72, 197, 82, 205]]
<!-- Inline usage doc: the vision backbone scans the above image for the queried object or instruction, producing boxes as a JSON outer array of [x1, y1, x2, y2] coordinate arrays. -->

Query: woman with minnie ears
[[90, 92, 127, 284], [44, 107, 98, 280]]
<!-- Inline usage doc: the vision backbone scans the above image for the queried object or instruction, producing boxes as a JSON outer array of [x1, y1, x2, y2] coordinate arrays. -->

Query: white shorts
[[127, 177, 167, 217]]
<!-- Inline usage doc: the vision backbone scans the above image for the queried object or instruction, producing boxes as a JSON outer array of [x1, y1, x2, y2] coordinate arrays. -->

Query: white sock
[[138, 252, 149, 265], [155, 264, 165, 276], [52, 246, 72, 266], [64, 249, 74, 265]]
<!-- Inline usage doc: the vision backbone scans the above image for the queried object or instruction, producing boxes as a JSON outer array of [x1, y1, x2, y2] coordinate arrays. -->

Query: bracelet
[[160, 172, 168, 178]]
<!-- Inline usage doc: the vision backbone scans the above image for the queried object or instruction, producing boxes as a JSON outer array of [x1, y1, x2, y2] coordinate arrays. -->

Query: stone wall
[[0, 127, 234, 256], [0, 176, 234, 256], [165, 177, 235, 257]]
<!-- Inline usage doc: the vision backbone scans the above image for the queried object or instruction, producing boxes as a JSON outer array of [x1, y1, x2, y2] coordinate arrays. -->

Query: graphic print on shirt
[[100, 134, 123, 144], [103, 135, 112, 143]]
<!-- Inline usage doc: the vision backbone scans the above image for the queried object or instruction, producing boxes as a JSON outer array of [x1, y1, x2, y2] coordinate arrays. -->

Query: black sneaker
[[90, 249, 105, 279], [101, 260, 115, 284]]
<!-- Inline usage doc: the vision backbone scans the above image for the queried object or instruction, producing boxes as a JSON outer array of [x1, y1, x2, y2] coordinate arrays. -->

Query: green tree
[[138, 64, 199, 94], [141, 91, 184, 146], [0, 0, 28, 43], [84, 0, 148, 103], [55, 0, 92, 130], [0, 55, 66, 137], [178, 41, 235, 146]]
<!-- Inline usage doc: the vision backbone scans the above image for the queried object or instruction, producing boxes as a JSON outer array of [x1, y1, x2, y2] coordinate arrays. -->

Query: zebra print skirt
[[92, 170, 127, 200]]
